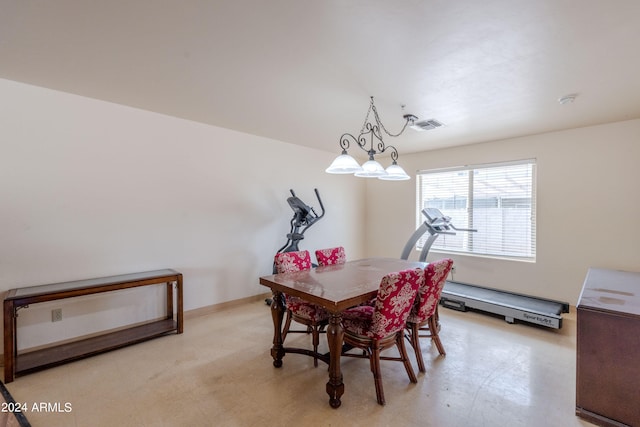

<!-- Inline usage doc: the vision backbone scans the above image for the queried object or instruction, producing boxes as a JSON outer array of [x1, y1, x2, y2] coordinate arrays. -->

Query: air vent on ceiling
[[410, 119, 444, 131]]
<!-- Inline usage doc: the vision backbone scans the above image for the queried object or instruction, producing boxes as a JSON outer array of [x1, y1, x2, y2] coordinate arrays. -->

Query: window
[[416, 159, 536, 261]]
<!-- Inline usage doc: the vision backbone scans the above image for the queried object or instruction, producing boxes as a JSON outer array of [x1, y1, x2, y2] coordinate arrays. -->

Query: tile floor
[[4, 301, 596, 427]]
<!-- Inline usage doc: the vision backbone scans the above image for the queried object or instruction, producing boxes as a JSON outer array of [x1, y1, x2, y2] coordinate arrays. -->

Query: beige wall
[[364, 119, 640, 304], [0, 79, 366, 349]]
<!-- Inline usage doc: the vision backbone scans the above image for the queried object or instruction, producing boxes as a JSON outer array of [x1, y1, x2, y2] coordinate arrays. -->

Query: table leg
[[176, 275, 184, 334], [166, 281, 174, 321], [270, 291, 286, 368], [3, 300, 16, 383], [326, 313, 345, 408]]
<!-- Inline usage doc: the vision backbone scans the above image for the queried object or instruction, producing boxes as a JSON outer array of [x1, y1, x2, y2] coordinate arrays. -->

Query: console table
[[576, 268, 640, 427], [3, 269, 183, 383]]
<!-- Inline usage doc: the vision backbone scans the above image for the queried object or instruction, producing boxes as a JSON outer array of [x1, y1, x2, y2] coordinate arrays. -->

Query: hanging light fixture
[[325, 96, 417, 181]]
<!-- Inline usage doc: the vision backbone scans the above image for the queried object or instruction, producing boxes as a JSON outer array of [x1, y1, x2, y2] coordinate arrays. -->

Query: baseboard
[[184, 292, 272, 319]]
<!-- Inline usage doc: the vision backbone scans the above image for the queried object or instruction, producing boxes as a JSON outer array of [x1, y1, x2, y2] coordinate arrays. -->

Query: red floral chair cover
[[405, 258, 454, 373], [274, 250, 312, 273], [273, 250, 330, 366], [341, 267, 424, 405], [315, 246, 346, 266]]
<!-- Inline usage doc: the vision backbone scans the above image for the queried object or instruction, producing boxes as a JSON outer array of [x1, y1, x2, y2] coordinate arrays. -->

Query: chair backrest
[[315, 246, 346, 266], [370, 268, 424, 339], [409, 258, 454, 323], [274, 250, 312, 274]]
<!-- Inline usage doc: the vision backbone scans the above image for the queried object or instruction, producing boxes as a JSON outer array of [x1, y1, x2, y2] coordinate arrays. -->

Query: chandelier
[[325, 97, 417, 181]]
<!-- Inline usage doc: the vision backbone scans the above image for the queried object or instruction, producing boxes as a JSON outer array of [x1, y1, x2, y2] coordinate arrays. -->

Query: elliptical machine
[[265, 189, 325, 305], [275, 188, 325, 258]]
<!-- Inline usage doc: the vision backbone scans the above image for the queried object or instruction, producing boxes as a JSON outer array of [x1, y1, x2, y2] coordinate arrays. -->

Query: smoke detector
[[558, 94, 578, 104], [410, 118, 445, 131]]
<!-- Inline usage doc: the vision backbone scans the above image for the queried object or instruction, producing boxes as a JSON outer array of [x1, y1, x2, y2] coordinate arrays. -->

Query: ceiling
[[2, 0, 640, 157]]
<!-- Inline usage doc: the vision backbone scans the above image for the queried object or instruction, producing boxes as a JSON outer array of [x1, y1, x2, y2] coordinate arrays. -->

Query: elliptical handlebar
[[313, 188, 326, 220]]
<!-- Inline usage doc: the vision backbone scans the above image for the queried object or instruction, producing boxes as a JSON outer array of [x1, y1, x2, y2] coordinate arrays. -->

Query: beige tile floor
[[4, 300, 596, 427]]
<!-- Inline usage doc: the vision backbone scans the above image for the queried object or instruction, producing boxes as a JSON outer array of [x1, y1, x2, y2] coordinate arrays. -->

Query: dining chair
[[315, 246, 346, 266], [405, 258, 454, 373], [341, 267, 424, 405], [274, 250, 330, 367]]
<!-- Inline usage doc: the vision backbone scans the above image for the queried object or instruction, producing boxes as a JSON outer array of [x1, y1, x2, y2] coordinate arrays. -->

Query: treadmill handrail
[[400, 207, 477, 260], [449, 224, 478, 232]]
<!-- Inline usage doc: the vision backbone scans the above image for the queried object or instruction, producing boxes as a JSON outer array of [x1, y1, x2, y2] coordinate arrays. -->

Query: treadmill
[[401, 208, 570, 329]]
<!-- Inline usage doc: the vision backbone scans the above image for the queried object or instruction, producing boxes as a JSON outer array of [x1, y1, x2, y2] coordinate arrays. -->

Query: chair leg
[[409, 323, 426, 373], [428, 316, 446, 356], [369, 343, 385, 405], [397, 332, 418, 383]]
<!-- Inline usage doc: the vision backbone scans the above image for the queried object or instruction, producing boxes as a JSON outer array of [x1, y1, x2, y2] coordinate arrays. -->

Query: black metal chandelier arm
[[338, 133, 355, 151], [389, 146, 399, 162], [368, 123, 384, 142], [339, 132, 370, 154], [376, 143, 399, 161]]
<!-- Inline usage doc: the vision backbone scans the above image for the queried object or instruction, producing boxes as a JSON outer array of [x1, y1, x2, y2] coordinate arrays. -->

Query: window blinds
[[416, 159, 536, 261]]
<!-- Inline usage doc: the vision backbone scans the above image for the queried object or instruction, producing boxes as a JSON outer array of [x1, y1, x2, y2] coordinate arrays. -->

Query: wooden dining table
[[259, 257, 426, 408]]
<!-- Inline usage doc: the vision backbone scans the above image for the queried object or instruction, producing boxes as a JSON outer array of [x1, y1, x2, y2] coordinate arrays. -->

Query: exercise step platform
[[440, 281, 570, 329]]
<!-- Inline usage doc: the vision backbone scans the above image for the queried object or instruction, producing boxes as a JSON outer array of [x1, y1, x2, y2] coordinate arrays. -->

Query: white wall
[[3, 76, 638, 350], [0, 79, 365, 349], [365, 119, 640, 304]]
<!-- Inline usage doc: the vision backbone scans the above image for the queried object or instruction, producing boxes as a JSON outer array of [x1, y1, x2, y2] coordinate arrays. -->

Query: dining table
[[259, 257, 426, 408]]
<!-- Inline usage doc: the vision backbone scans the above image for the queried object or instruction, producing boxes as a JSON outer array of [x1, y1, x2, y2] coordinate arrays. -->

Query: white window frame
[[416, 159, 537, 262]]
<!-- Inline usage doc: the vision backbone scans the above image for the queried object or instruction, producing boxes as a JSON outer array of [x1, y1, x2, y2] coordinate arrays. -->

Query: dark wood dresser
[[576, 268, 640, 427]]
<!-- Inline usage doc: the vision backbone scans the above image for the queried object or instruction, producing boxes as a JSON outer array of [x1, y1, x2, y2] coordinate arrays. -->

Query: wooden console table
[[3, 269, 183, 383], [576, 268, 640, 427]]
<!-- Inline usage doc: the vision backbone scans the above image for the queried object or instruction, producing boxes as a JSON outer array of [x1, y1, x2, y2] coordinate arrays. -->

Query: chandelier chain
[[371, 102, 409, 138], [359, 97, 375, 135]]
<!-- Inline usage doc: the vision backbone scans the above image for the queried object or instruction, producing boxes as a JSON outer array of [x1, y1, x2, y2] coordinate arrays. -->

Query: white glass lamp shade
[[325, 153, 363, 174], [379, 163, 411, 180], [354, 159, 387, 178]]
